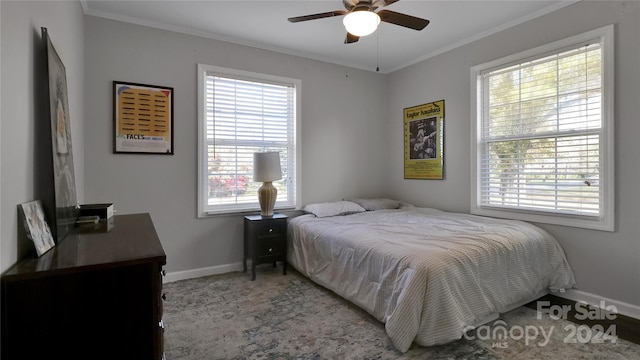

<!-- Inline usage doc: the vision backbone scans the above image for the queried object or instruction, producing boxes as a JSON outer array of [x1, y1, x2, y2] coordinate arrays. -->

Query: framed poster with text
[[404, 100, 444, 179], [113, 81, 173, 154]]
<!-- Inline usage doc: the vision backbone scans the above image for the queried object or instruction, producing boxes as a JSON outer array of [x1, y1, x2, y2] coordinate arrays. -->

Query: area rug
[[163, 267, 640, 359]]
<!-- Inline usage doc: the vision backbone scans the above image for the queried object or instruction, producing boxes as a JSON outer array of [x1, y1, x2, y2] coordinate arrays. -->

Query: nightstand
[[243, 214, 288, 281]]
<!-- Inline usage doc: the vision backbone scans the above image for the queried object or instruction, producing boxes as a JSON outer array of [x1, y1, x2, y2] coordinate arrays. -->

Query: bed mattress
[[287, 207, 575, 352]]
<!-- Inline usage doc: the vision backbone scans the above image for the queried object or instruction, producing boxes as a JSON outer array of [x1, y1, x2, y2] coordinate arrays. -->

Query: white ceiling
[[81, 0, 578, 74]]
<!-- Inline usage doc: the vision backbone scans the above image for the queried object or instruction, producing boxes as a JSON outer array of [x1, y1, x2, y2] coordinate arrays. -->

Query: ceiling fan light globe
[[343, 10, 380, 37]]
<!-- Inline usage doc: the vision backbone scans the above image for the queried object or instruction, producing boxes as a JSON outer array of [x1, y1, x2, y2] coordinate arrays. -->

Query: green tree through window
[[472, 25, 614, 231]]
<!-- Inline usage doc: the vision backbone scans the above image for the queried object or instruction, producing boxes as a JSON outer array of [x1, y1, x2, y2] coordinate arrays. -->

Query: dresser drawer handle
[[268, 228, 273, 233], [268, 248, 273, 253]]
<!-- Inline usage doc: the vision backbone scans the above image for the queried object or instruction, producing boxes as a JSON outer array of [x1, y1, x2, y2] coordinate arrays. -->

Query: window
[[197, 64, 300, 217], [471, 25, 614, 231]]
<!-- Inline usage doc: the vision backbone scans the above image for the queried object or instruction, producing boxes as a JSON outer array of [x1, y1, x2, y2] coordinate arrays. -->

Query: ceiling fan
[[287, 0, 430, 44]]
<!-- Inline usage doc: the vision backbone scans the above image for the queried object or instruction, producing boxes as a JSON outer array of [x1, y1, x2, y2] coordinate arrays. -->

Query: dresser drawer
[[158, 268, 166, 319]]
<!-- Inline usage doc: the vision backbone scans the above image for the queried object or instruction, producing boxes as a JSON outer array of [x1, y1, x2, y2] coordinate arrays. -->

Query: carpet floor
[[163, 266, 640, 359]]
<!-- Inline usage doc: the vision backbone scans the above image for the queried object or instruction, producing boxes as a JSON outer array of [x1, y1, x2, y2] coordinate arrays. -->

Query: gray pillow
[[303, 201, 366, 218], [347, 198, 401, 211]]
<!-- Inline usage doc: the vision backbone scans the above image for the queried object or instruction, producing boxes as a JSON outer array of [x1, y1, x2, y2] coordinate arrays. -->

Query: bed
[[287, 199, 576, 352]]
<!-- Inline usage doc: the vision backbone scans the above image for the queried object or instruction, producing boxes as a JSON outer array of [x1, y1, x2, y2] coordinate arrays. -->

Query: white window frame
[[470, 25, 614, 231], [197, 64, 301, 217]]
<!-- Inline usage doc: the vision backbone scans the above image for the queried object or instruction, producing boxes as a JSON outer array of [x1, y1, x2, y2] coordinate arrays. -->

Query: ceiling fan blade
[[378, 10, 429, 31], [370, 0, 398, 9], [382, 0, 401, 6], [288, 10, 347, 23], [344, 32, 360, 44]]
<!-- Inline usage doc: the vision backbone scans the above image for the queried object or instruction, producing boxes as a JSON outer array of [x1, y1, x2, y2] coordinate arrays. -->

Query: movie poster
[[404, 100, 444, 179], [113, 81, 173, 154]]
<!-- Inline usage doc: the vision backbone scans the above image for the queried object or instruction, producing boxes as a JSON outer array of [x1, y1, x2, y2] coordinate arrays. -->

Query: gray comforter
[[287, 207, 575, 352]]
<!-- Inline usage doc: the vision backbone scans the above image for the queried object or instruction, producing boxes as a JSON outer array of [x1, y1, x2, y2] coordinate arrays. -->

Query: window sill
[[470, 206, 614, 232], [198, 206, 298, 219]]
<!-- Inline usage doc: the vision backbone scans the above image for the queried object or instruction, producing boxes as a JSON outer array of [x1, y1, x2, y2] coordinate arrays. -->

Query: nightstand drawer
[[256, 223, 283, 237], [258, 237, 283, 257]]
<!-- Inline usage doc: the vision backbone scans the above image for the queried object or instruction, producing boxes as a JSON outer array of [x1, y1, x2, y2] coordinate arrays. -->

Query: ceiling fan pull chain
[[376, 32, 380, 72]]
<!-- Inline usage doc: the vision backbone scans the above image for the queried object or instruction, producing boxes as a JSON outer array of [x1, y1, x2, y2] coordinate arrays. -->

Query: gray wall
[[0, 0, 85, 270], [388, 1, 640, 311], [83, 17, 389, 276]]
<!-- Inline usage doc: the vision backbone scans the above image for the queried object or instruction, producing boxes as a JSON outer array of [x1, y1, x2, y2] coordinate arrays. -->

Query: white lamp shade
[[253, 152, 282, 182], [343, 10, 380, 37]]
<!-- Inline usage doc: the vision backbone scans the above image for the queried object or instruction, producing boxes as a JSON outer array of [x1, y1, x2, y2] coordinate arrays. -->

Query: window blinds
[[479, 42, 602, 217], [204, 73, 296, 212]]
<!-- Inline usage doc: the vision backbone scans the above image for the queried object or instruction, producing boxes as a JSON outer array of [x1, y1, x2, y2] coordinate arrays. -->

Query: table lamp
[[253, 151, 282, 217]]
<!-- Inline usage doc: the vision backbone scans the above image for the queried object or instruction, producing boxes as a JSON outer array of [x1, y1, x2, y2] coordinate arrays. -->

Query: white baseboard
[[163, 262, 244, 283], [555, 288, 640, 321]]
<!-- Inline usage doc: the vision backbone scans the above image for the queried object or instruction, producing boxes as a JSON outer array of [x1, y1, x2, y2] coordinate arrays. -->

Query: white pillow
[[303, 201, 366, 218], [347, 198, 401, 211], [398, 201, 416, 208]]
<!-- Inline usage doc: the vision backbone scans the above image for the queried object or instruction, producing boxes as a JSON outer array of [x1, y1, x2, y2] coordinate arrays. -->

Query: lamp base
[[258, 181, 277, 217]]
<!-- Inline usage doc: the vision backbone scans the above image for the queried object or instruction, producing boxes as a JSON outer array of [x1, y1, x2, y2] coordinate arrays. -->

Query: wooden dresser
[[1, 213, 167, 360]]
